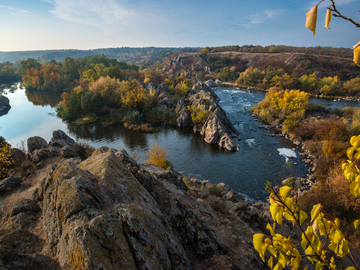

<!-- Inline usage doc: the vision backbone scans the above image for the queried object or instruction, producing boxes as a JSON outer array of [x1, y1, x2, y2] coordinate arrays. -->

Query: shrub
[[292, 121, 317, 139], [73, 142, 95, 160], [123, 109, 144, 125], [0, 140, 13, 179], [187, 105, 212, 126], [145, 142, 173, 169], [315, 118, 348, 142], [208, 184, 222, 197], [144, 108, 171, 124]]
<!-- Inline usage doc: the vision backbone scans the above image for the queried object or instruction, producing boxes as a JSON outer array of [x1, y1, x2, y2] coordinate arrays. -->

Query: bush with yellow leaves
[[0, 138, 14, 179], [187, 105, 212, 127], [253, 135, 360, 270], [145, 141, 173, 169]]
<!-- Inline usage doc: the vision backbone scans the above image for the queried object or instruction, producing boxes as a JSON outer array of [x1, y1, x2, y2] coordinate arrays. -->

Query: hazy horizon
[[1, 0, 359, 52]]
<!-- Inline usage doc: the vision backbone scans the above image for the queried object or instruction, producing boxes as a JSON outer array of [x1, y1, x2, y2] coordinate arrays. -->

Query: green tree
[[80, 92, 103, 115]]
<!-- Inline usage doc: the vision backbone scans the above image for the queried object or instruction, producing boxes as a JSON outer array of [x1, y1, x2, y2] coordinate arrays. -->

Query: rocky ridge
[[175, 80, 240, 151], [161, 53, 210, 76], [0, 131, 270, 270]]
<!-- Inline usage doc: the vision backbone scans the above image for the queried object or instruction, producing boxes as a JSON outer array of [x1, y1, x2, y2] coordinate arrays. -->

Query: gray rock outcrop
[[0, 95, 10, 116], [27, 130, 78, 162], [205, 79, 218, 89], [176, 81, 240, 151]]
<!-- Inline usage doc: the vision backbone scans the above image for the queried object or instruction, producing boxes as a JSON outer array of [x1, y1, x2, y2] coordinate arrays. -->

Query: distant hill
[[162, 51, 359, 81], [0, 47, 200, 64]]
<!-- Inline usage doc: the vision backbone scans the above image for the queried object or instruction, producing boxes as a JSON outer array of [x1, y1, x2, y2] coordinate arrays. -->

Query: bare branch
[[330, 0, 360, 28]]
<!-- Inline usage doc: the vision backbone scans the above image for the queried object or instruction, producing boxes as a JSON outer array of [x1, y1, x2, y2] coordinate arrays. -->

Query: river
[[1, 85, 360, 200]]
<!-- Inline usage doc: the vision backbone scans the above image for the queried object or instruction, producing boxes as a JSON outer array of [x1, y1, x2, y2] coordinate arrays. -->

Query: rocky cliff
[[0, 131, 270, 270], [162, 53, 210, 76], [176, 81, 240, 151]]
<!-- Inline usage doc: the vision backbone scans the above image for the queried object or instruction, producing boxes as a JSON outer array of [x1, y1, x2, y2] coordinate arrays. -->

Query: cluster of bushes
[[251, 87, 309, 131], [236, 65, 360, 97], [56, 75, 184, 130]]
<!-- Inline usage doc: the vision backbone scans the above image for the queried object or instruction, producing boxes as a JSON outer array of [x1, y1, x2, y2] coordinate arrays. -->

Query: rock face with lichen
[[0, 131, 270, 270]]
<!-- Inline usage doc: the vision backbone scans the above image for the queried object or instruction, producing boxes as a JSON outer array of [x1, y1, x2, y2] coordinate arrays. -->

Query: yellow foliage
[[187, 105, 211, 126], [121, 79, 147, 108], [266, 87, 309, 112], [0, 144, 13, 179], [145, 142, 173, 169], [144, 78, 150, 83]]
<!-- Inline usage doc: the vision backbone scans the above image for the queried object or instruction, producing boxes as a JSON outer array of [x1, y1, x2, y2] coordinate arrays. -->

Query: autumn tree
[[120, 79, 147, 109], [145, 142, 173, 169]]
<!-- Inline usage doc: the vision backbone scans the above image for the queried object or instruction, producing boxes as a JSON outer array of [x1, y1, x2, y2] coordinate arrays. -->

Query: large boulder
[[0, 176, 22, 195], [49, 130, 75, 148], [27, 136, 48, 153], [60, 145, 78, 158], [205, 79, 218, 89]]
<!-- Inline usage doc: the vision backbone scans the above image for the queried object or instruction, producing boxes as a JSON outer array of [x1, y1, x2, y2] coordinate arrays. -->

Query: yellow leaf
[[312, 219, 319, 233], [333, 230, 342, 244], [306, 4, 319, 36], [310, 204, 322, 222], [315, 263, 324, 270], [276, 210, 283, 225], [346, 267, 356, 270], [354, 219, 359, 229], [299, 210, 308, 225], [270, 203, 280, 221], [268, 256, 273, 269], [291, 257, 300, 270], [339, 239, 350, 256], [279, 186, 291, 199], [354, 45, 360, 66], [325, 6, 331, 29], [253, 233, 264, 260], [347, 147, 355, 160]]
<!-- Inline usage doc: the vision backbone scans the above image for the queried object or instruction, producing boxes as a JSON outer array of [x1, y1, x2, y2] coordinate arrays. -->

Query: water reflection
[[25, 90, 62, 108], [68, 123, 149, 150]]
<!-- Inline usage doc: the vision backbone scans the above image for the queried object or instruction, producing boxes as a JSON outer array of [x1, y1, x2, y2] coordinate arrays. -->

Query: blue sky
[[0, 0, 359, 51]]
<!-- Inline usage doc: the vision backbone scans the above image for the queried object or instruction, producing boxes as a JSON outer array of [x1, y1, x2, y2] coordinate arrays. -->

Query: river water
[[1, 85, 360, 200]]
